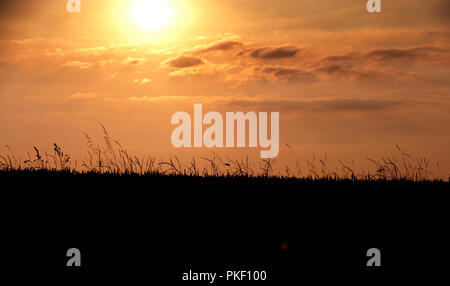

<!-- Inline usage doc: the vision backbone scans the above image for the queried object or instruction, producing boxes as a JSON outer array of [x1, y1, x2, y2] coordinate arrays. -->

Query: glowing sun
[[132, 0, 173, 31]]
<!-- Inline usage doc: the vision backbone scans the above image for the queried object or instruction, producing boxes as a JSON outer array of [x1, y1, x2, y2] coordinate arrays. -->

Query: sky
[[0, 0, 449, 176]]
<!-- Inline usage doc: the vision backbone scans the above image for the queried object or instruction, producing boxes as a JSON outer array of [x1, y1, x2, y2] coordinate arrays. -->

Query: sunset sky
[[1, 0, 449, 175]]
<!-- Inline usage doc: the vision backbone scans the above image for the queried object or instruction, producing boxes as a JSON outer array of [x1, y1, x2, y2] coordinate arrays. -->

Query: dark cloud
[[315, 63, 385, 81], [315, 98, 403, 112], [123, 57, 146, 66], [227, 98, 405, 113], [250, 46, 299, 59], [196, 40, 244, 53], [164, 55, 205, 68], [194, 41, 300, 59], [245, 65, 317, 83], [314, 45, 448, 81], [321, 46, 447, 65], [322, 53, 358, 62], [261, 66, 315, 82], [365, 46, 443, 61], [316, 64, 353, 76]]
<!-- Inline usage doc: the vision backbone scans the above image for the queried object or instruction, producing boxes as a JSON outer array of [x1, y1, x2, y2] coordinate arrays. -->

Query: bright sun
[[132, 0, 173, 31]]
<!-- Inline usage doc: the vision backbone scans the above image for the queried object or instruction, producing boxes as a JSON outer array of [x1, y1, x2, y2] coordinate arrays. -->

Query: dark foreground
[[1, 170, 449, 284]]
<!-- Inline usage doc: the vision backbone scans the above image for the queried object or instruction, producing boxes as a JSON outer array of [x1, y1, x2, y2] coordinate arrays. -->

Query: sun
[[132, 0, 173, 31]]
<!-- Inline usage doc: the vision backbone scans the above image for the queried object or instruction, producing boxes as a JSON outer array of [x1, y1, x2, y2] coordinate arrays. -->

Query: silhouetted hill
[[1, 169, 449, 284]]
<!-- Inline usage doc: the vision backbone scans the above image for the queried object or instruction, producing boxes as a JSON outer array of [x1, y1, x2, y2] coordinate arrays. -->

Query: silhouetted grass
[[1, 126, 448, 183]]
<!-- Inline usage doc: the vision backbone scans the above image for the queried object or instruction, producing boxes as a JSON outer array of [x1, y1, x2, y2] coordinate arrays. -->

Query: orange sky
[[1, 0, 449, 176]]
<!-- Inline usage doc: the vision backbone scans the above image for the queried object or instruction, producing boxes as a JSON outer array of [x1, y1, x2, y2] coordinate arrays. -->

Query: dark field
[[1, 168, 449, 284]]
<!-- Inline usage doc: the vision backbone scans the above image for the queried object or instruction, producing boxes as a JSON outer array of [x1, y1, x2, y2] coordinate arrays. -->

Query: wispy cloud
[[69, 92, 97, 99], [163, 55, 205, 68], [249, 46, 300, 59], [122, 57, 146, 66], [62, 61, 93, 70], [226, 97, 407, 113], [194, 40, 244, 54]]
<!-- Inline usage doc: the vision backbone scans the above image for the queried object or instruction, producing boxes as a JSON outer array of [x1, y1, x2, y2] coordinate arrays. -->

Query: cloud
[[249, 46, 300, 59], [227, 98, 406, 113], [322, 53, 359, 63], [312, 98, 404, 112], [69, 92, 96, 99], [76, 46, 109, 56], [224, 64, 317, 84], [163, 55, 205, 68], [313, 45, 449, 81], [190, 39, 301, 60], [168, 64, 228, 78], [256, 65, 316, 83], [320, 46, 448, 65], [62, 61, 93, 70], [314, 64, 377, 80], [129, 95, 189, 102], [365, 46, 444, 61], [316, 64, 352, 75], [161, 39, 442, 86], [195, 40, 244, 53], [134, 78, 151, 84], [122, 57, 146, 66]]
